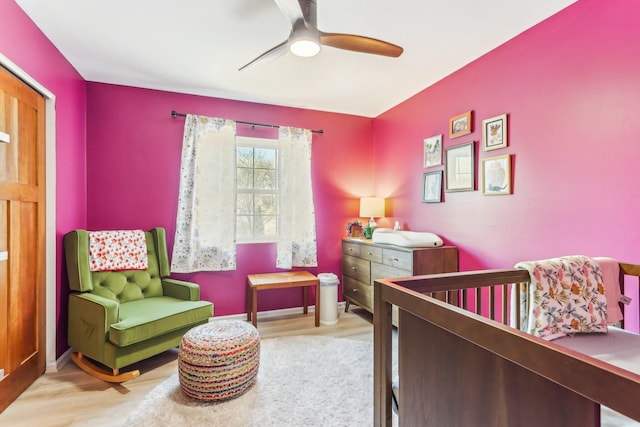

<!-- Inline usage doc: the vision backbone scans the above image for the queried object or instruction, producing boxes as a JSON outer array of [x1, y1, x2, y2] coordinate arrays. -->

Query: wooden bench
[[246, 271, 320, 327]]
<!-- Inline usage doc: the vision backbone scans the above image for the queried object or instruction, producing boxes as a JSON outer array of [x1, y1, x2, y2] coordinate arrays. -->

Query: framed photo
[[422, 170, 443, 203], [449, 111, 472, 139], [445, 141, 475, 192], [423, 134, 443, 168], [482, 114, 508, 151], [482, 154, 511, 195]]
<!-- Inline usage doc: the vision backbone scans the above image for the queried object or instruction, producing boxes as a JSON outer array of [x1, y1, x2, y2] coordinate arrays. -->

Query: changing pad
[[371, 228, 443, 248]]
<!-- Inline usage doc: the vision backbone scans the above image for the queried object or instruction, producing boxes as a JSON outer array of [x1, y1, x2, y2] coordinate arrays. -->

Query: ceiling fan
[[239, 0, 403, 71]]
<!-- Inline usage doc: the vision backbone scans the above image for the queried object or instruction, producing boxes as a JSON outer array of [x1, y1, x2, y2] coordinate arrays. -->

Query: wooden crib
[[373, 263, 640, 427]]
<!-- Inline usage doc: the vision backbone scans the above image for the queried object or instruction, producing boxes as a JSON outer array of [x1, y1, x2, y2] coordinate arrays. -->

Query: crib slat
[[489, 286, 496, 320], [514, 282, 522, 330], [502, 284, 509, 326]]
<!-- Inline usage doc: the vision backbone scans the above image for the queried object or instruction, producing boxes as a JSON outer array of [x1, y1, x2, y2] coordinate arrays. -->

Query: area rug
[[123, 335, 398, 427]]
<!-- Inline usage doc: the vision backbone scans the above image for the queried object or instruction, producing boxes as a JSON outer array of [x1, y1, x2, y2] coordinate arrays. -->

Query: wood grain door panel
[[0, 66, 46, 413]]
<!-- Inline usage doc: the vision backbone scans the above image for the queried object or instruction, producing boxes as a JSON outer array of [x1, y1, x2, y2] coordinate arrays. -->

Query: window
[[236, 136, 278, 243]]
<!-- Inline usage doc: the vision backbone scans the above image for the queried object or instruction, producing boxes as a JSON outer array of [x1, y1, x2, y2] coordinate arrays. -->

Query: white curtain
[[276, 127, 318, 269], [171, 115, 237, 272]]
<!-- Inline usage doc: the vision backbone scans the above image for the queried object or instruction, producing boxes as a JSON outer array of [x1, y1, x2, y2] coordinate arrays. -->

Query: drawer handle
[[351, 266, 357, 271], [348, 248, 353, 252], [367, 251, 373, 255], [353, 288, 358, 293], [390, 257, 399, 262]]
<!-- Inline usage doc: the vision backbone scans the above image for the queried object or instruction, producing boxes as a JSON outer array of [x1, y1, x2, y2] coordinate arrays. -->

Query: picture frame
[[423, 134, 443, 168], [482, 154, 511, 195], [445, 141, 475, 192], [422, 170, 443, 203], [449, 111, 472, 139], [482, 114, 508, 151]]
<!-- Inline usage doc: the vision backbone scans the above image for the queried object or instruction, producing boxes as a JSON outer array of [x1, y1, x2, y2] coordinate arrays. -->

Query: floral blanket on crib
[[515, 255, 608, 340]]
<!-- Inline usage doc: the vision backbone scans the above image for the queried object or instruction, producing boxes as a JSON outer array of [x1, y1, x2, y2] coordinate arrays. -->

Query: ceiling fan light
[[290, 39, 320, 57]]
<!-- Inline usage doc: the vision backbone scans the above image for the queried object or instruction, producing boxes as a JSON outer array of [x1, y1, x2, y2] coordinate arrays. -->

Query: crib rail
[[391, 268, 529, 328], [373, 264, 640, 427]]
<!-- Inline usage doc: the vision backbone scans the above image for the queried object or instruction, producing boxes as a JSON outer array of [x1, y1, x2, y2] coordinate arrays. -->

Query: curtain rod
[[171, 110, 323, 135]]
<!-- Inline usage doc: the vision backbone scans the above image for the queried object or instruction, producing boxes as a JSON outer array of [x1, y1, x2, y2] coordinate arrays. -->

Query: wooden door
[[0, 66, 46, 413]]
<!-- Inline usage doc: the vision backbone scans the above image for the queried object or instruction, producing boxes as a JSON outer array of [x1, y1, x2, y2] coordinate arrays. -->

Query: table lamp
[[359, 197, 385, 230]]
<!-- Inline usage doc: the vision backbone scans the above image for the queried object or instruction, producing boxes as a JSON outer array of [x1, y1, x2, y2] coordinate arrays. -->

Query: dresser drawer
[[360, 245, 383, 263], [342, 276, 373, 311], [371, 262, 411, 284], [382, 248, 413, 271], [342, 241, 361, 257], [342, 254, 371, 284]]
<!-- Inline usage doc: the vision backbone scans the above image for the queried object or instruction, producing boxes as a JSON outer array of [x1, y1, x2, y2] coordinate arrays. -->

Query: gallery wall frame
[[482, 154, 511, 195], [482, 114, 508, 151], [423, 170, 443, 203], [445, 141, 475, 192], [423, 134, 443, 168], [449, 111, 472, 139]]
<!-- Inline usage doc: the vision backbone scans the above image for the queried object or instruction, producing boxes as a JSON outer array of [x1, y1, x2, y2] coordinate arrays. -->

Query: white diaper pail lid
[[318, 272, 339, 286]]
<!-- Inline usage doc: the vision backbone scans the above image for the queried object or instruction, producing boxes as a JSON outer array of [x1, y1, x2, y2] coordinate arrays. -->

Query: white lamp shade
[[359, 197, 385, 218]]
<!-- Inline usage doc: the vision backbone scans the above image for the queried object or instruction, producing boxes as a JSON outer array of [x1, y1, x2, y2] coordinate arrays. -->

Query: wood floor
[[0, 307, 374, 427]]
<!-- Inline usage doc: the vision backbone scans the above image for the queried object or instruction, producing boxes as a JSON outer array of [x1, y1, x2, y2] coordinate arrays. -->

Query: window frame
[[235, 135, 279, 244]]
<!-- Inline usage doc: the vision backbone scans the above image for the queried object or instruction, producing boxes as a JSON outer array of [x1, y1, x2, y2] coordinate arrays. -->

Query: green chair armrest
[[162, 278, 201, 301], [68, 293, 119, 358]]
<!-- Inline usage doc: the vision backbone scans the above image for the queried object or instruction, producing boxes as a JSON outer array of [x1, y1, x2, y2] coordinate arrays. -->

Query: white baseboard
[[213, 301, 346, 322], [49, 347, 73, 373]]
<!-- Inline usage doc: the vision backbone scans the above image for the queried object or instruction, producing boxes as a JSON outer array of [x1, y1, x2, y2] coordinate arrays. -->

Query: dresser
[[341, 238, 458, 315]]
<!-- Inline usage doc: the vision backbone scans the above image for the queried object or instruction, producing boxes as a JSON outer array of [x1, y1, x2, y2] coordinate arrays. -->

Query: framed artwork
[[482, 114, 508, 151], [482, 154, 511, 195], [422, 170, 443, 203], [423, 134, 443, 168], [449, 111, 472, 139], [445, 141, 475, 192]]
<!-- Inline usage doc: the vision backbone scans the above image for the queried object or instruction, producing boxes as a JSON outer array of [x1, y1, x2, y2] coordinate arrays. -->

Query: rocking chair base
[[71, 352, 140, 383]]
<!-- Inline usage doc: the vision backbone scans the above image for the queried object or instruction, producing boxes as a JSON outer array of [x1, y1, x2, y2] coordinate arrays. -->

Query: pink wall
[[0, 1, 87, 357], [86, 82, 374, 316], [374, 0, 640, 330]]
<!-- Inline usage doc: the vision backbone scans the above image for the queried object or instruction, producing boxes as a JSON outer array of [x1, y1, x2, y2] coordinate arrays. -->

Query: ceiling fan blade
[[239, 39, 289, 71], [274, 0, 304, 26], [320, 33, 403, 57]]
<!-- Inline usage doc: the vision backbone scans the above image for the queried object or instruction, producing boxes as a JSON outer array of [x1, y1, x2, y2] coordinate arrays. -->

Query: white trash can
[[318, 273, 340, 325]]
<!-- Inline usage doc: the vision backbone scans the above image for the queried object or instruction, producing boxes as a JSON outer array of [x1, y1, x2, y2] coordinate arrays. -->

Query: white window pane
[[255, 194, 276, 215], [237, 193, 253, 215], [254, 215, 277, 237], [237, 167, 253, 189], [236, 215, 253, 238], [255, 169, 276, 190], [235, 140, 278, 242], [254, 148, 276, 169], [237, 147, 253, 167]]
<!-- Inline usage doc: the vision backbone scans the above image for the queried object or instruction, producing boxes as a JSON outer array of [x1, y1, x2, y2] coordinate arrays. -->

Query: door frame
[[0, 52, 57, 371]]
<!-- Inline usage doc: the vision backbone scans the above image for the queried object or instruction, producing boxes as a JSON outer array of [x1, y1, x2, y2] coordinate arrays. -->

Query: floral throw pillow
[[515, 255, 607, 340], [88, 230, 149, 272]]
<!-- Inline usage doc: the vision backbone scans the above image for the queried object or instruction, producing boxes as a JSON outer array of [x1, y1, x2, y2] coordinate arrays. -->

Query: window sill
[[236, 239, 277, 245]]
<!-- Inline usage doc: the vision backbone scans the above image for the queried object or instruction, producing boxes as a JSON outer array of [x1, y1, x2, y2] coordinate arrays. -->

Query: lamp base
[[368, 217, 378, 230]]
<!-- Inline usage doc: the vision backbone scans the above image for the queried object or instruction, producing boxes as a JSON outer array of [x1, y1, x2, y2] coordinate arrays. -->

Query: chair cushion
[[109, 297, 213, 347]]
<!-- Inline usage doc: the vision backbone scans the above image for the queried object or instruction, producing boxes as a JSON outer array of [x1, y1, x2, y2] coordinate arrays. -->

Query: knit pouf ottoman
[[178, 320, 260, 401]]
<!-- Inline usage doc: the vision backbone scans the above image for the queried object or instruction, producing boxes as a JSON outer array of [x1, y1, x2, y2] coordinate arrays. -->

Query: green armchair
[[64, 227, 213, 382]]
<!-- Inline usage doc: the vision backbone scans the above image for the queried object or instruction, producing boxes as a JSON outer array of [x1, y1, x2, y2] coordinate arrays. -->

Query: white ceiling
[[16, 0, 575, 118]]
